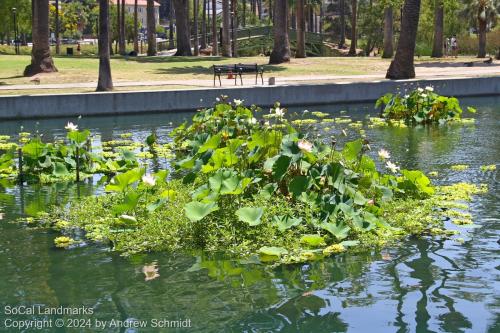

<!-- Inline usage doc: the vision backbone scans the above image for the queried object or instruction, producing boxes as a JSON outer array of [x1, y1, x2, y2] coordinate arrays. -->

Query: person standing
[[451, 35, 458, 57]]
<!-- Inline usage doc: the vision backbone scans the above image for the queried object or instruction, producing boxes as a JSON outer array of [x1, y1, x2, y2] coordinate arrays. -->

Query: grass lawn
[[0, 53, 485, 95]]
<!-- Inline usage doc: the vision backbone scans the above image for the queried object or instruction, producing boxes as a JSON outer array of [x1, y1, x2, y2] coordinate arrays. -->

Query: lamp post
[[12, 7, 19, 55]]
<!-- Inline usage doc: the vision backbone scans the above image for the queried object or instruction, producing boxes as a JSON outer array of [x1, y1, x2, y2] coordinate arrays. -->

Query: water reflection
[[0, 97, 499, 332]]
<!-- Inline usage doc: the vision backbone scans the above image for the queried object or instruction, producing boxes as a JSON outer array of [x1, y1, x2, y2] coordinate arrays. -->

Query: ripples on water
[[0, 97, 498, 332]]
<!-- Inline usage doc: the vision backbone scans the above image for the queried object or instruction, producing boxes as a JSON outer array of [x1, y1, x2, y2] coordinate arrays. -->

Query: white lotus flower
[[404, 94, 410, 98], [248, 117, 257, 125], [378, 149, 390, 160], [215, 97, 220, 102], [421, 94, 427, 98], [342, 129, 347, 136], [417, 87, 424, 93], [386, 161, 400, 173], [234, 99, 243, 106], [65, 122, 78, 131], [274, 107, 285, 117], [264, 121, 270, 127], [298, 140, 313, 153], [425, 86, 434, 92], [142, 174, 156, 187]]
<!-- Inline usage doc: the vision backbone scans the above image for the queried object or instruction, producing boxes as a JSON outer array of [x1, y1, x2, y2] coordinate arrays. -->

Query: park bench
[[213, 64, 264, 86]]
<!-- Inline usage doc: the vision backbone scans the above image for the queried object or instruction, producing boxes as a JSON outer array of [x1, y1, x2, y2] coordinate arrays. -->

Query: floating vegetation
[[311, 111, 329, 118], [480, 164, 496, 172], [54, 236, 75, 248], [428, 171, 439, 177], [375, 86, 476, 125], [451, 164, 469, 171], [25, 98, 487, 264]]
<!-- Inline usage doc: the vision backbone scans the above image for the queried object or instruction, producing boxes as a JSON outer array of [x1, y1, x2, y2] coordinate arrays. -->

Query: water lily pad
[[236, 207, 264, 226]]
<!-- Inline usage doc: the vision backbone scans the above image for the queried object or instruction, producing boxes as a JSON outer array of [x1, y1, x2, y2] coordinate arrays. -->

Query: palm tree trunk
[[232, 0, 238, 57], [382, 6, 393, 58], [169, 0, 175, 49], [348, 0, 357, 56], [147, 0, 156, 56], [478, 7, 487, 58], [134, 0, 139, 53], [211, 0, 218, 55], [173, 0, 193, 55], [201, 0, 207, 49], [243, 0, 246, 26], [269, 0, 273, 21], [117, 0, 122, 52], [119, 0, 126, 54], [194, 0, 200, 55], [55, 0, 60, 55], [296, 0, 306, 58], [257, 0, 262, 20], [97, 0, 113, 91], [431, 0, 443, 58], [339, 0, 345, 48], [222, 0, 231, 56], [269, 0, 290, 64], [24, 0, 57, 76], [386, 0, 421, 79]]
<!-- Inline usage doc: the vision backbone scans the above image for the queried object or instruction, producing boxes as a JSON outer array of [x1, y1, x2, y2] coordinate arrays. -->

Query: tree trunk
[[147, 0, 157, 55], [257, 0, 262, 20], [211, 0, 218, 55], [173, 0, 193, 55], [431, 0, 443, 58], [243, 0, 246, 26], [117, 0, 122, 52], [134, 0, 139, 53], [386, 0, 421, 79], [194, 0, 200, 55], [222, 0, 231, 56], [55, 0, 60, 55], [232, 0, 238, 57], [269, 0, 273, 21], [339, 0, 345, 48], [348, 0, 357, 56], [382, 6, 393, 58], [296, 0, 306, 58], [97, 0, 113, 91], [169, 0, 175, 49], [24, 0, 57, 76], [119, 0, 126, 54], [269, 0, 290, 64], [201, 0, 207, 49], [478, 7, 487, 58]]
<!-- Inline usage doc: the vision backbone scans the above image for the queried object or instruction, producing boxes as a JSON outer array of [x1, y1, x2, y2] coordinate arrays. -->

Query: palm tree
[[222, 0, 231, 56], [382, 6, 393, 58], [173, 0, 193, 55], [296, 0, 306, 58], [348, 0, 357, 56], [134, 0, 139, 53], [201, 0, 207, 49], [462, 0, 498, 58], [212, 0, 218, 55], [147, 0, 156, 55], [97, 0, 113, 91], [55, 0, 60, 55], [194, 0, 199, 55], [119, 0, 126, 54], [339, 0, 346, 48], [232, 0, 238, 56], [386, 0, 421, 79], [431, 0, 443, 57], [269, 0, 290, 64], [24, 0, 57, 76]]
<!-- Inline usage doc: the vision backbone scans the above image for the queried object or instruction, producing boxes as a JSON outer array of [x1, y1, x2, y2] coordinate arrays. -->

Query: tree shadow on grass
[[0, 75, 24, 80], [415, 61, 500, 68], [154, 64, 287, 76]]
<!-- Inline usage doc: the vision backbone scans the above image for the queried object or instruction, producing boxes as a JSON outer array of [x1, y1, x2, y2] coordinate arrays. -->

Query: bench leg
[[261, 73, 264, 85], [240, 73, 243, 85], [234, 74, 237, 86], [213, 74, 216, 87], [218, 75, 222, 86], [255, 73, 258, 84]]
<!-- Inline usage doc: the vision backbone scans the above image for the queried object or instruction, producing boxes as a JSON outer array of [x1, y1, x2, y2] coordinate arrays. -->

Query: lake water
[[0, 97, 498, 332]]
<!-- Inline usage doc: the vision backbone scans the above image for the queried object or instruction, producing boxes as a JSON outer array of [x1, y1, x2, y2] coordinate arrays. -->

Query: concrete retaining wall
[[1, 76, 499, 120]]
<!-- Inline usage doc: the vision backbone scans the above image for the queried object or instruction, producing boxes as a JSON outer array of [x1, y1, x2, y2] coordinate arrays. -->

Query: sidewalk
[[1, 63, 499, 92]]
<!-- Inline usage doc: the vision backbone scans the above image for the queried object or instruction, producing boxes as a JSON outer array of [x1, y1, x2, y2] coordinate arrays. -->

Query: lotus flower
[[386, 161, 400, 173], [298, 140, 313, 153], [378, 149, 390, 160], [425, 86, 434, 92], [65, 122, 78, 131], [234, 99, 243, 106], [274, 107, 285, 117], [142, 174, 156, 187], [248, 117, 257, 125]]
